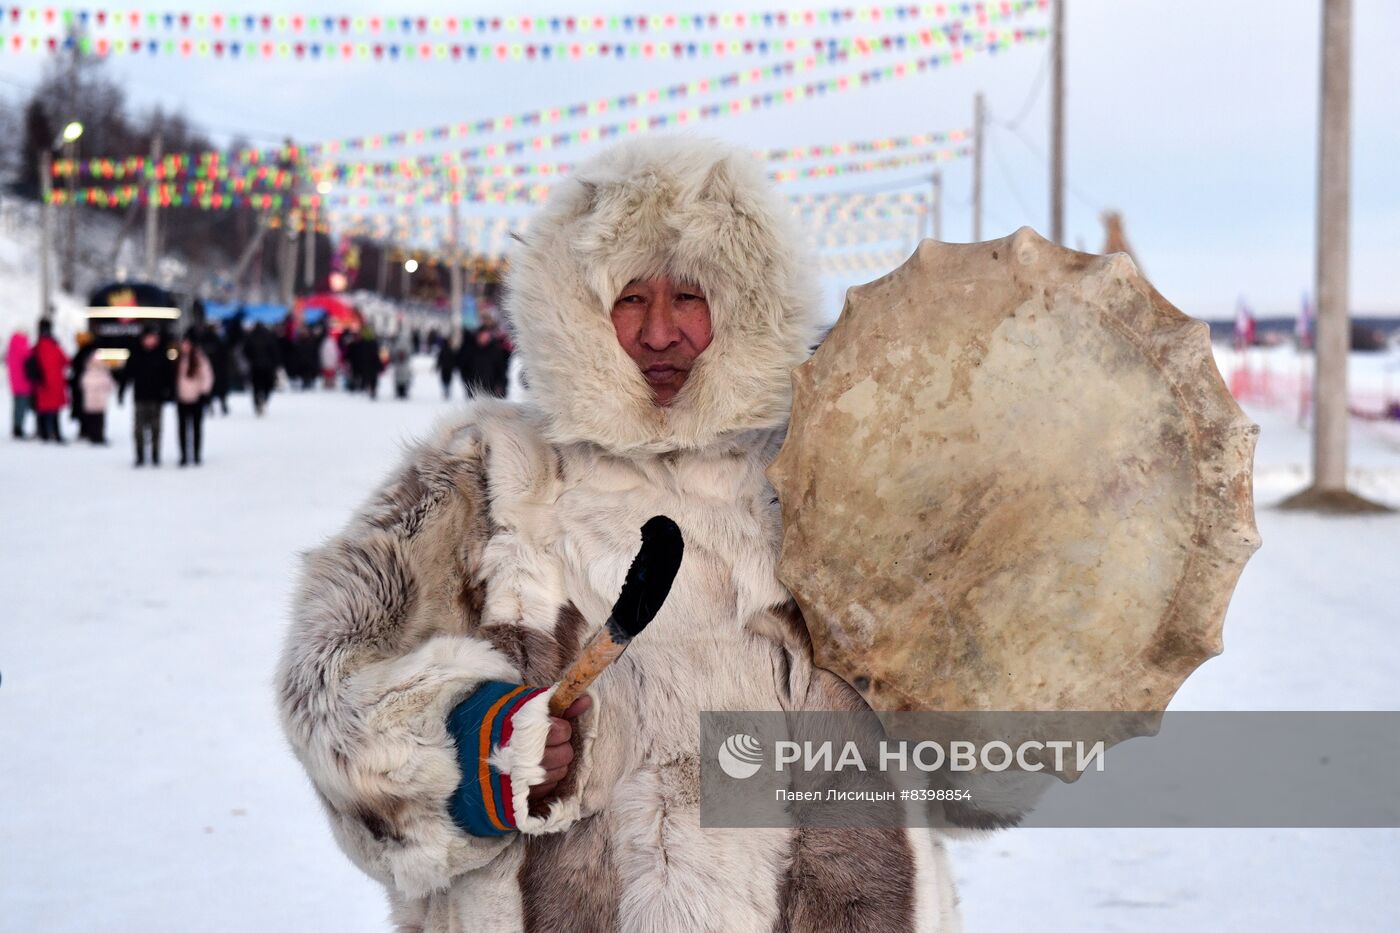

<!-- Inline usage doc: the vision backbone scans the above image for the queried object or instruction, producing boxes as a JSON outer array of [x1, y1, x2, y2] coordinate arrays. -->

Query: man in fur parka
[[278, 136, 989, 932]]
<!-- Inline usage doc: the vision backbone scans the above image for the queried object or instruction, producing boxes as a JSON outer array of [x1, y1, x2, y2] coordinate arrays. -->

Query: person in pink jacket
[[80, 354, 115, 445], [174, 334, 215, 466], [7, 330, 33, 439]]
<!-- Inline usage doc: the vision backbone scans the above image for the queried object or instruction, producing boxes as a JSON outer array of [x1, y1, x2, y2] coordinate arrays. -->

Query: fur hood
[[504, 135, 821, 456]]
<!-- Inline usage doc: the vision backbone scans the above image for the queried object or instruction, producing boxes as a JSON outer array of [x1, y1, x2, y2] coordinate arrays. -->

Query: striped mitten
[[445, 681, 548, 837]]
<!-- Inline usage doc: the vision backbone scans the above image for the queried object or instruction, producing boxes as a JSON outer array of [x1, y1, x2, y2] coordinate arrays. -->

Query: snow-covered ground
[[952, 390, 1400, 932], [2, 353, 1398, 932]]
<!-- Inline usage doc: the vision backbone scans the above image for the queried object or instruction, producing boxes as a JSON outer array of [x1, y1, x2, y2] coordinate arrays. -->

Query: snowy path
[[2, 361, 1398, 932]]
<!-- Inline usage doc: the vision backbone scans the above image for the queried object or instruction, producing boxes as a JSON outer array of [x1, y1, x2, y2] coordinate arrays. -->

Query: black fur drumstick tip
[[609, 516, 684, 639]]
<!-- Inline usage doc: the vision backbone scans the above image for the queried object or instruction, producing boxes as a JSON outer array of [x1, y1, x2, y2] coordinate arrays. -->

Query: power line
[[0, 70, 37, 91], [793, 172, 938, 198], [1005, 45, 1051, 130], [993, 113, 1103, 212], [988, 124, 1039, 223]]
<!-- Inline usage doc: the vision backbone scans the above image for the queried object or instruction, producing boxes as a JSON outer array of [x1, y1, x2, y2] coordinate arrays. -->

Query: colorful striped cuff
[[446, 680, 547, 837]]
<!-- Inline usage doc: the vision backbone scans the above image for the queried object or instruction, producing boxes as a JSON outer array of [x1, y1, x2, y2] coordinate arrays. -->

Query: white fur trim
[[504, 135, 821, 456], [487, 685, 598, 834]]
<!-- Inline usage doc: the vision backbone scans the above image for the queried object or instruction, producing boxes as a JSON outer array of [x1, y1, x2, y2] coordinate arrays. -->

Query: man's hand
[[528, 694, 592, 803]]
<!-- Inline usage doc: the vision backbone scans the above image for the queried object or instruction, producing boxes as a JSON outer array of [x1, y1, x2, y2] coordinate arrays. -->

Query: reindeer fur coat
[[277, 137, 971, 932]]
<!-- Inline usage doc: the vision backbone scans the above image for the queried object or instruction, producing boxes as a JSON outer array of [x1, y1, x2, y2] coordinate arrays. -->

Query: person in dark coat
[[200, 324, 232, 415], [243, 322, 280, 415], [353, 327, 384, 400], [459, 326, 510, 398], [297, 328, 320, 390], [278, 324, 301, 388], [338, 330, 358, 391], [119, 326, 174, 466], [223, 313, 247, 392], [435, 333, 459, 400]]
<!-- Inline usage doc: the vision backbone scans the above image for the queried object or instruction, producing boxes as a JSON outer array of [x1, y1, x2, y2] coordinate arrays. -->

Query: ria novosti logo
[[717, 733, 765, 779], [714, 731, 1109, 778]]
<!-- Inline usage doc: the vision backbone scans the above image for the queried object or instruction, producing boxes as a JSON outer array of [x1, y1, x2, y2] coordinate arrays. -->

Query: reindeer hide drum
[[767, 228, 1261, 713]]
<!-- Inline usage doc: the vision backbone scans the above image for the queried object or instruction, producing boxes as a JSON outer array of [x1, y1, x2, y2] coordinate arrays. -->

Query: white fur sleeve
[[280, 633, 524, 898]]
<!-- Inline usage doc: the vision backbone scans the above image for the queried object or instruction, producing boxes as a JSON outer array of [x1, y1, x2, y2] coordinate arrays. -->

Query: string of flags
[[46, 0, 1030, 176], [325, 198, 928, 244], [819, 247, 913, 274], [329, 214, 925, 260], [2, 2, 1044, 38], [49, 26, 1035, 200], [51, 131, 963, 207], [770, 146, 968, 181], [48, 5, 1007, 175], [26, 4, 1043, 268], [2, 18, 1038, 64]]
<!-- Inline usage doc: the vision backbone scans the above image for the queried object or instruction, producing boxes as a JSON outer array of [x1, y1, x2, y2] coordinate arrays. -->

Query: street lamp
[[38, 120, 85, 321], [403, 258, 419, 274]]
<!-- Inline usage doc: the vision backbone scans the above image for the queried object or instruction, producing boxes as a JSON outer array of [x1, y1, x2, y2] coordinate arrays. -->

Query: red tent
[[292, 294, 362, 334]]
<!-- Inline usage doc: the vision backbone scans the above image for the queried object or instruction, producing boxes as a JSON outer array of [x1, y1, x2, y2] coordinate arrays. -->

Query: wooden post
[[972, 92, 984, 242], [145, 133, 161, 279], [1050, 0, 1066, 245]]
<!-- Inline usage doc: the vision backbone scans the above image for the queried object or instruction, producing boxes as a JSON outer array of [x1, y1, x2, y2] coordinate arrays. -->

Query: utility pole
[[972, 92, 984, 242], [931, 171, 943, 242], [1312, 0, 1350, 495], [277, 215, 297, 307], [144, 132, 162, 280], [62, 136, 78, 293], [228, 218, 269, 298], [39, 150, 54, 321], [1050, 0, 1066, 245], [61, 39, 78, 294], [1282, 0, 1386, 512], [449, 193, 464, 343], [302, 204, 316, 291]]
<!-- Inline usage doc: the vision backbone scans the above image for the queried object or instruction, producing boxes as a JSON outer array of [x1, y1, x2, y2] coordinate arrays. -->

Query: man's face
[[610, 276, 713, 407]]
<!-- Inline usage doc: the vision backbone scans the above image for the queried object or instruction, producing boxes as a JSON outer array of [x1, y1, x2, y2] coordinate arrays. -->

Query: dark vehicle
[[86, 282, 183, 366]]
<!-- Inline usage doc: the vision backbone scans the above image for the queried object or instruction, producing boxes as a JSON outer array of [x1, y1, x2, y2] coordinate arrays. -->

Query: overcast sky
[[1, 0, 1396, 321]]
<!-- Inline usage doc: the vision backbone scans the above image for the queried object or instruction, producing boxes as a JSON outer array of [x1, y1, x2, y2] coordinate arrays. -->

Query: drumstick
[[548, 516, 684, 717]]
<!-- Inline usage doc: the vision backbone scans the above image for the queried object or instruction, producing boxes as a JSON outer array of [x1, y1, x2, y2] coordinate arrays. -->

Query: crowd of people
[[432, 317, 512, 400], [6, 313, 514, 468], [8, 320, 221, 466]]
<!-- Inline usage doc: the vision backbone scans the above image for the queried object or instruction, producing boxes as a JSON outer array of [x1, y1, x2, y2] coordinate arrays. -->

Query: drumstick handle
[[547, 515, 684, 717], [548, 620, 629, 717]]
